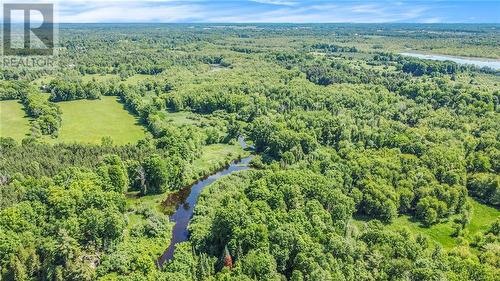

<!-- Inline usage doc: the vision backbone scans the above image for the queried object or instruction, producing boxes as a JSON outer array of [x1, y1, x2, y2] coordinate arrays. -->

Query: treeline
[[271, 55, 409, 88], [0, 137, 153, 178], [0, 121, 204, 194], [310, 43, 358, 53], [0, 80, 31, 100], [230, 46, 260, 54], [467, 173, 499, 206], [47, 79, 103, 101], [1, 81, 62, 137], [400, 59, 459, 76], [200, 55, 231, 67], [166, 91, 250, 115], [21, 91, 62, 137], [373, 53, 463, 76]]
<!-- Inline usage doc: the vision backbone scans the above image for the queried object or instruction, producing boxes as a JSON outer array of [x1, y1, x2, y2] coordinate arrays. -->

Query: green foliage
[[1, 23, 499, 280], [166, 172, 500, 280], [21, 91, 61, 136], [0, 138, 155, 178], [467, 173, 499, 206], [241, 250, 279, 280], [142, 154, 170, 194], [48, 78, 105, 101], [0, 80, 31, 100], [98, 155, 129, 193], [400, 58, 459, 76], [0, 167, 126, 280]]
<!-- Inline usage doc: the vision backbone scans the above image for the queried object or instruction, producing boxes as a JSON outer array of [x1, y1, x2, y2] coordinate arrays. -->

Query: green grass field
[[356, 198, 499, 249], [47, 96, 146, 145], [0, 100, 31, 141]]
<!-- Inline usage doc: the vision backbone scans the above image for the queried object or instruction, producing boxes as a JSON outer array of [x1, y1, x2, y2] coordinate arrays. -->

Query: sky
[[2, 0, 499, 23]]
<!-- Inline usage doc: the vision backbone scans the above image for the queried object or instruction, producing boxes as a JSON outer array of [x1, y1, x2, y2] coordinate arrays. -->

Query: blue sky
[[4, 0, 500, 23]]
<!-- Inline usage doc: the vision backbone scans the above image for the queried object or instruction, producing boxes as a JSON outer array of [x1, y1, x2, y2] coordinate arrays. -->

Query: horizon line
[[42, 22, 500, 25]]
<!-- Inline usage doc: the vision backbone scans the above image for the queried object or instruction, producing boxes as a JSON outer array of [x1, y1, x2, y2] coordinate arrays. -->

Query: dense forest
[[0, 23, 499, 280]]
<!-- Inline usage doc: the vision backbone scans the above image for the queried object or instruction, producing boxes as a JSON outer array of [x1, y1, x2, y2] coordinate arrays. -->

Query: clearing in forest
[[355, 198, 499, 249], [0, 100, 31, 141], [48, 96, 146, 145]]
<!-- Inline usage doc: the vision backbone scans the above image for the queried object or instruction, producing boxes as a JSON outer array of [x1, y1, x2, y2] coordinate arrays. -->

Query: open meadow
[[1, 96, 147, 144], [0, 100, 31, 141], [354, 198, 500, 249], [47, 96, 147, 145]]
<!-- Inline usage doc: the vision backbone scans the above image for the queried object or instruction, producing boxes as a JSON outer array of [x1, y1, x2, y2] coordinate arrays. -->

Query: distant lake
[[400, 52, 500, 70]]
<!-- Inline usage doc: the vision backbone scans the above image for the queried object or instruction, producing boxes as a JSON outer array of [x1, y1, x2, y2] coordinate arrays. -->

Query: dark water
[[157, 138, 253, 267]]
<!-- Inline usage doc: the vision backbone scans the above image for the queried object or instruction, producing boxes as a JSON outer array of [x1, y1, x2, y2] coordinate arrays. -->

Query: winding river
[[400, 52, 500, 70], [157, 137, 253, 267]]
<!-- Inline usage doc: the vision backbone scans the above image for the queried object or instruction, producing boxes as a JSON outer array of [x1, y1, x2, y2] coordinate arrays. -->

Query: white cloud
[[207, 2, 431, 23], [421, 17, 442, 23], [58, 2, 206, 23], [0, 1, 457, 23], [250, 0, 299, 6]]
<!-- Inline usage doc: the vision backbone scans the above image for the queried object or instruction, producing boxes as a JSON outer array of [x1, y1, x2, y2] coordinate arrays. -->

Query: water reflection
[[157, 138, 253, 267]]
